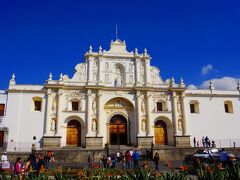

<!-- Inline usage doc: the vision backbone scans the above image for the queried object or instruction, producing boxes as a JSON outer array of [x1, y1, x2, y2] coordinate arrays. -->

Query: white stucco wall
[[5, 90, 46, 151], [185, 89, 240, 148]]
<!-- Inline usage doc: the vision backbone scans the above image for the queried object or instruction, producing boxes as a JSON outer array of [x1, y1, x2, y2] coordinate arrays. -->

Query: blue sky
[[0, 0, 240, 90]]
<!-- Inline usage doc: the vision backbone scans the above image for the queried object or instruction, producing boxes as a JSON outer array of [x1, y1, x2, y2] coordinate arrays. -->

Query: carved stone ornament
[[92, 96, 97, 115], [141, 98, 146, 114], [141, 119, 147, 131], [50, 118, 56, 131], [92, 119, 97, 131], [178, 119, 183, 133]]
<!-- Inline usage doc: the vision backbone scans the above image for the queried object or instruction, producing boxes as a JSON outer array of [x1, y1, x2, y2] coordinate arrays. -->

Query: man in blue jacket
[[133, 150, 140, 169]]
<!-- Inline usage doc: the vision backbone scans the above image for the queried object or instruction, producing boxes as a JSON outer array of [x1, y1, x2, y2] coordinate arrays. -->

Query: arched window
[[224, 101, 233, 113], [32, 97, 42, 112], [189, 100, 200, 114]]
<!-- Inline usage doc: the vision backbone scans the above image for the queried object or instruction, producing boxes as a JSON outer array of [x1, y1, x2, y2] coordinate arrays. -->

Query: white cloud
[[200, 77, 240, 90], [201, 64, 213, 75], [187, 84, 198, 90]]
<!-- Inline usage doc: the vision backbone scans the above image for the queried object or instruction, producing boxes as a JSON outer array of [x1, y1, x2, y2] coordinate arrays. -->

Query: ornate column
[[87, 57, 93, 83], [181, 92, 189, 135], [135, 59, 140, 86], [97, 90, 103, 137], [146, 92, 154, 136], [136, 91, 142, 136], [44, 89, 53, 136], [172, 92, 179, 135], [56, 89, 63, 136], [86, 90, 94, 137], [98, 57, 103, 85], [144, 59, 151, 86]]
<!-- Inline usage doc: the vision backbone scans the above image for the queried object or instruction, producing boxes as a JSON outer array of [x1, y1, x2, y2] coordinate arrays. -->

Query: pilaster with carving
[[56, 89, 63, 136], [172, 92, 179, 135], [97, 90, 103, 137], [134, 59, 140, 86], [146, 92, 154, 136], [86, 90, 94, 136], [98, 57, 103, 84], [181, 92, 189, 135], [144, 59, 151, 86], [87, 57, 93, 83], [44, 89, 53, 136], [136, 91, 143, 136]]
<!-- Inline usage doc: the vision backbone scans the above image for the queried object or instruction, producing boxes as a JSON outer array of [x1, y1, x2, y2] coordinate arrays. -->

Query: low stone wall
[[3, 147, 240, 164]]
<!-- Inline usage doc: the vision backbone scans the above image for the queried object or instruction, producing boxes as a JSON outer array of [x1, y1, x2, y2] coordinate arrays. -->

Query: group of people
[[11, 151, 55, 179], [193, 136, 216, 148], [97, 149, 141, 169], [88, 149, 161, 171]]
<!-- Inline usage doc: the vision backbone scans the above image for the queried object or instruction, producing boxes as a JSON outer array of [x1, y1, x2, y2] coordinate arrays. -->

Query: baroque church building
[[1, 39, 240, 151]]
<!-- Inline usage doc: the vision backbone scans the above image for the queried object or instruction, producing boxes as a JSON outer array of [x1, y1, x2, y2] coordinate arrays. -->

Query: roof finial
[[116, 24, 118, 40], [48, 73, 53, 80]]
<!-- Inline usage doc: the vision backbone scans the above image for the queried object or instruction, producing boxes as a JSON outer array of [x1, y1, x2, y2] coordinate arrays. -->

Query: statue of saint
[[92, 119, 97, 131], [115, 68, 122, 86], [178, 119, 183, 132], [50, 118, 56, 131], [142, 119, 146, 131], [141, 98, 146, 114], [92, 97, 97, 115]]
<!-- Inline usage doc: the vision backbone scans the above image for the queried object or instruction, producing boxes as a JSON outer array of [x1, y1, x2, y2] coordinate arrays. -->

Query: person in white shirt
[[1, 152, 8, 161]]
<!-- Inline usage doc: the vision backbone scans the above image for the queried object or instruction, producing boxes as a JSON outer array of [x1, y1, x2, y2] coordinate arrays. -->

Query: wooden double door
[[154, 120, 167, 145], [66, 120, 81, 146], [109, 115, 127, 145]]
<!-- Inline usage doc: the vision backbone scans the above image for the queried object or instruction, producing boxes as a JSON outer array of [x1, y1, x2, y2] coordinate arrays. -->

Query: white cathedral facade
[[1, 39, 240, 151]]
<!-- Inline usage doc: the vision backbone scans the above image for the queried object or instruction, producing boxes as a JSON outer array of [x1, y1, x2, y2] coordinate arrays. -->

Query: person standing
[[193, 137, 196, 147], [125, 150, 131, 169], [132, 150, 140, 169], [153, 152, 160, 171], [14, 157, 22, 180], [202, 137, 205, 147]]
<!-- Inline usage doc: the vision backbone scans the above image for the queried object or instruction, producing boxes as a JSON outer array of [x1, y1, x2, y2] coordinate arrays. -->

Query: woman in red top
[[14, 157, 22, 180], [125, 150, 131, 169]]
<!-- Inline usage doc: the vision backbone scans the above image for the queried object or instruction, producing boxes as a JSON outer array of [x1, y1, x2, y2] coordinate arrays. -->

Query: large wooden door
[[154, 120, 167, 145], [66, 120, 81, 146], [109, 115, 127, 145]]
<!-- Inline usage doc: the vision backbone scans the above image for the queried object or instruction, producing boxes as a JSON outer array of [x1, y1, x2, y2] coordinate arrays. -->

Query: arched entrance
[[109, 115, 127, 145], [66, 120, 81, 146], [154, 120, 168, 145]]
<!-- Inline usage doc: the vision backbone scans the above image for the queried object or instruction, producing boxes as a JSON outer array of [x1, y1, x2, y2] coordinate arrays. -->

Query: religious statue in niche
[[141, 98, 146, 114], [141, 119, 147, 131], [92, 97, 97, 115], [92, 119, 97, 131], [51, 95, 57, 116], [50, 118, 56, 131], [115, 67, 122, 86]]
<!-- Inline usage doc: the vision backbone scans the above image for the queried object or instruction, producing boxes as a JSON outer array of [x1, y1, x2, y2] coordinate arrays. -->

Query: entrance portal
[[154, 120, 167, 145], [66, 120, 81, 146], [109, 115, 127, 145]]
